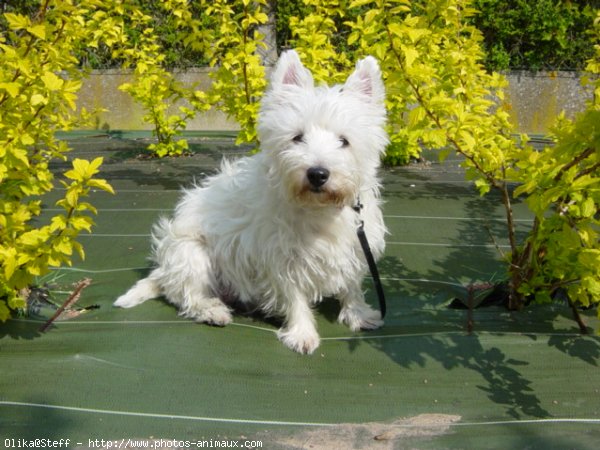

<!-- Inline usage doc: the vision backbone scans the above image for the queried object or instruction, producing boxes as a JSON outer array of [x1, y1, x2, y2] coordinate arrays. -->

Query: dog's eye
[[292, 133, 304, 144], [339, 137, 350, 147]]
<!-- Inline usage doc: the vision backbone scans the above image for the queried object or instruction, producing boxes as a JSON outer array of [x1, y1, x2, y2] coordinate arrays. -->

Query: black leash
[[353, 197, 387, 319]]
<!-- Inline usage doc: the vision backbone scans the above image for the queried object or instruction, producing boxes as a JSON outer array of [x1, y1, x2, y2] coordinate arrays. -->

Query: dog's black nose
[[307, 167, 330, 188]]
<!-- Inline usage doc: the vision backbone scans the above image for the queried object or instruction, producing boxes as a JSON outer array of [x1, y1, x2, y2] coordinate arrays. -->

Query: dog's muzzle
[[306, 166, 330, 190]]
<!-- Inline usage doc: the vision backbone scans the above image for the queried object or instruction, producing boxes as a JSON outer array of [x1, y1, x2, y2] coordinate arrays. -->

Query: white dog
[[114, 50, 388, 354]]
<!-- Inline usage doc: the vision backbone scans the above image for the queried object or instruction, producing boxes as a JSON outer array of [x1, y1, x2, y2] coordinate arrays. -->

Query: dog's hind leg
[[157, 237, 233, 326], [115, 230, 232, 326], [114, 276, 161, 308]]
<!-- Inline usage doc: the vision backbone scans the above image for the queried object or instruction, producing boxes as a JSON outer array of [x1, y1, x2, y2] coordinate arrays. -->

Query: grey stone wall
[[504, 71, 593, 135], [77, 68, 239, 132], [77, 69, 593, 135]]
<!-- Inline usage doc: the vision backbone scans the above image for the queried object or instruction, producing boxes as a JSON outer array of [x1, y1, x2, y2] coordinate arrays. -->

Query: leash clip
[[352, 197, 364, 214]]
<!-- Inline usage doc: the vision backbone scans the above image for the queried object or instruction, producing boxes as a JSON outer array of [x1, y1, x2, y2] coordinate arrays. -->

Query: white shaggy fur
[[114, 50, 388, 354]]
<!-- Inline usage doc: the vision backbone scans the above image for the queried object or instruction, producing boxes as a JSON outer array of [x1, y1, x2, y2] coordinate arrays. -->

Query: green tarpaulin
[[1, 134, 598, 449]]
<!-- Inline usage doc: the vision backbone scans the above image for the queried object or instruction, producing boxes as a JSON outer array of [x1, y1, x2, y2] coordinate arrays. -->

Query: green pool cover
[[1, 133, 598, 449]]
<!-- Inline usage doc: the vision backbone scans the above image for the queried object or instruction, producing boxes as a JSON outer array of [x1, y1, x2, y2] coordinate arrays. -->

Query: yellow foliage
[[0, 0, 117, 320]]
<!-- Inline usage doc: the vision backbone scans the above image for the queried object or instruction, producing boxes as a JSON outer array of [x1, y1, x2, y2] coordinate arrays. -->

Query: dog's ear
[[270, 50, 314, 90], [343, 56, 385, 103]]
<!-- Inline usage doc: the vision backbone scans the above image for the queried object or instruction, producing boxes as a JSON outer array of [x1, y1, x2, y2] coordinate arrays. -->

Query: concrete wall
[[504, 71, 592, 134], [77, 68, 239, 132], [77, 69, 593, 135]]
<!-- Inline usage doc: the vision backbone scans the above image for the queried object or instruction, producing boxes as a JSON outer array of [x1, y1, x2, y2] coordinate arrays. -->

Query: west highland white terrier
[[114, 50, 388, 354]]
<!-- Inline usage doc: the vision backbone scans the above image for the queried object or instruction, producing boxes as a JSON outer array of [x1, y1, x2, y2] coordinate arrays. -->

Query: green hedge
[[2, 0, 596, 71], [471, 0, 597, 71], [276, 0, 597, 71]]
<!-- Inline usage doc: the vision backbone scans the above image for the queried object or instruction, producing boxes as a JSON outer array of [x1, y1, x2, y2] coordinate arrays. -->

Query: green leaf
[[474, 178, 491, 195], [54, 238, 73, 256], [350, 0, 374, 8], [41, 72, 64, 91], [4, 13, 30, 31], [387, 23, 405, 38], [0, 82, 20, 98], [534, 291, 553, 304], [458, 130, 476, 151], [580, 197, 596, 218], [401, 46, 419, 68], [70, 216, 94, 232], [50, 215, 68, 232], [579, 249, 600, 268], [3, 249, 18, 279], [27, 24, 46, 40], [87, 178, 115, 194], [408, 107, 426, 127], [407, 28, 429, 43], [72, 241, 85, 260], [18, 230, 46, 247], [64, 188, 80, 208], [30, 94, 47, 106], [0, 301, 11, 322]]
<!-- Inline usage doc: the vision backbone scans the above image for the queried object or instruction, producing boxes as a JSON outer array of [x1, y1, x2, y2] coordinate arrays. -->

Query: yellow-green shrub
[[0, 0, 117, 320], [202, 0, 269, 146], [117, 1, 210, 157], [288, 0, 353, 84], [507, 12, 600, 310], [289, 0, 600, 317]]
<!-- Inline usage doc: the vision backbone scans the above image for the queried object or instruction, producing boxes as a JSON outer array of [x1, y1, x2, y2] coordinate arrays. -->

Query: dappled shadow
[[101, 162, 221, 191], [380, 160, 598, 344], [374, 333, 550, 419], [359, 160, 599, 417], [47, 135, 252, 193], [52, 134, 249, 163], [97, 140, 251, 192], [374, 255, 469, 333], [0, 319, 42, 341], [546, 334, 599, 367], [52, 141, 233, 192], [362, 254, 552, 419]]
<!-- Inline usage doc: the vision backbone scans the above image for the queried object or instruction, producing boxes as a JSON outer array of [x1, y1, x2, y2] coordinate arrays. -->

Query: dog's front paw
[[189, 303, 233, 327], [181, 298, 233, 327], [277, 325, 320, 354], [338, 305, 384, 331], [200, 305, 233, 327]]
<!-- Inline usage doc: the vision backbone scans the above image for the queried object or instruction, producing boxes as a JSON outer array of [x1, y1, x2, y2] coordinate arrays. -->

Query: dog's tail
[[114, 277, 161, 309]]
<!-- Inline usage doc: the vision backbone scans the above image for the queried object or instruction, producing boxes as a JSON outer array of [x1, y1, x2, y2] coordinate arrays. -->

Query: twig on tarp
[[39, 278, 92, 332], [466, 282, 496, 334], [569, 300, 590, 335], [467, 285, 474, 334]]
